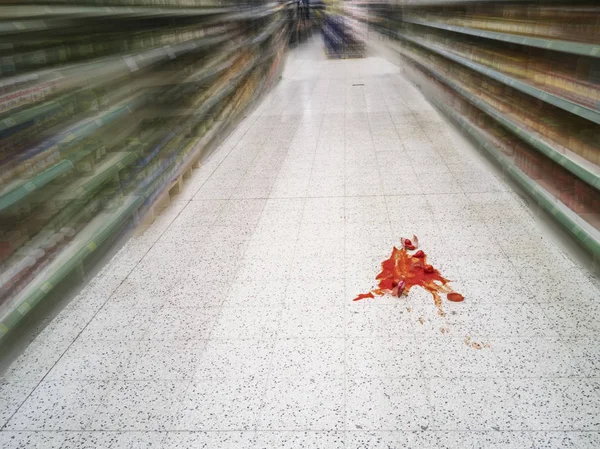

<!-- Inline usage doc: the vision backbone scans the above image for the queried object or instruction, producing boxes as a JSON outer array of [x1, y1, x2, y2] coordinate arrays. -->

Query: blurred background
[[0, 1, 295, 340], [0, 0, 599, 344]]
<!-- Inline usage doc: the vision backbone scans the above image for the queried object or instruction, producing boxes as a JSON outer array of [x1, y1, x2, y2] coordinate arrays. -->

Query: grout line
[[342, 77, 349, 439]]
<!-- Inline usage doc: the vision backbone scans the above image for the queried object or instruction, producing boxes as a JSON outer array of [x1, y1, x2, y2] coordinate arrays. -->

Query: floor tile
[[109, 278, 175, 309], [425, 193, 482, 222], [59, 432, 120, 448], [194, 339, 274, 380], [530, 432, 580, 449], [223, 280, 286, 309], [211, 308, 281, 339], [572, 432, 600, 449], [161, 432, 255, 449], [93, 381, 188, 431], [32, 307, 98, 345], [345, 431, 428, 449], [289, 255, 345, 280], [430, 377, 525, 431], [0, 381, 37, 428], [448, 277, 536, 305], [510, 378, 600, 431], [176, 378, 263, 430], [346, 337, 423, 378], [80, 306, 158, 341], [110, 431, 167, 448], [0, 432, 67, 449], [46, 340, 138, 381], [128, 340, 204, 380], [564, 336, 600, 376], [346, 377, 429, 431], [431, 431, 536, 448], [144, 308, 218, 341], [346, 307, 414, 338], [271, 338, 344, 378], [259, 374, 344, 430], [544, 302, 600, 337], [254, 431, 344, 449], [477, 302, 558, 337], [493, 337, 585, 378], [278, 307, 344, 338], [5, 381, 110, 430], [418, 336, 499, 378], [455, 254, 520, 280], [284, 278, 345, 308], [1, 339, 72, 382]]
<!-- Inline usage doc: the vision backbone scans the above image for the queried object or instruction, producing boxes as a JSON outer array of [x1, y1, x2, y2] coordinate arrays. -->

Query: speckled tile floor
[[2, 37, 600, 449]]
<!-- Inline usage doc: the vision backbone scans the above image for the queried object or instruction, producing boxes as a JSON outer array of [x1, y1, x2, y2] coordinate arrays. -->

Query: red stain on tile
[[353, 292, 375, 301], [447, 292, 465, 302], [352, 237, 463, 315]]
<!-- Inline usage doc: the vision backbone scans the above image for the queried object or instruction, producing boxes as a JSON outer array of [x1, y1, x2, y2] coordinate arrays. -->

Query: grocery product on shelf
[[0, 0, 295, 339], [352, 1, 600, 259]]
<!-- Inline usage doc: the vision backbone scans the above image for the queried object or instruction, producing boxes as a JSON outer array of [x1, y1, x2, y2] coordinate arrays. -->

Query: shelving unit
[[401, 59, 600, 256], [321, 0, 367, 58], [0, 0, 295, 340], [403, 18, 600, 58], [354, 1, 600, 260], [392, 34, 600, 189], [397, 32, 600, 125]]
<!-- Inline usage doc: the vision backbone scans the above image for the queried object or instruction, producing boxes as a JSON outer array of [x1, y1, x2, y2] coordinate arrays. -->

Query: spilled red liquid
[[353, 246, 455, 312], [350, 239, 483, 344], [354, 292, 375, 301], [447, 292, 465, 302]]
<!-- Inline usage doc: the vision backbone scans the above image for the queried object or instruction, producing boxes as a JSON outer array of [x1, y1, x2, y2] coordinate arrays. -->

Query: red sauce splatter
[[353, 292, 374, 301], [447, 292, 465, 302], [413, 250, 425, 258], [353, 246, 456, 312]]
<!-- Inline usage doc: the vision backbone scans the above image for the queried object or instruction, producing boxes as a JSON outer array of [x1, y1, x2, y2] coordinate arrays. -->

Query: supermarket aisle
[[2, 37, 600, 448]]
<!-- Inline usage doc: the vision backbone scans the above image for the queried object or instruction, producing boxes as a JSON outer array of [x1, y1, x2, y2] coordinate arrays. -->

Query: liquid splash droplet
[[353, 292, 374, 302], [447, 292, 465, 302]]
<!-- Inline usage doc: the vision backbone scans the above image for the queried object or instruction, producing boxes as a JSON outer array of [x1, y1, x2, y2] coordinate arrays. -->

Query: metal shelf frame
[[404, 18, 600, 58], [394, 34, 600, 191], [400, 32, 600, 125]]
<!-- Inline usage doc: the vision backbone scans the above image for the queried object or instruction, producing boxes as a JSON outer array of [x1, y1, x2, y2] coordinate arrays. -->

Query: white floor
[[2, 37, 600, 449]]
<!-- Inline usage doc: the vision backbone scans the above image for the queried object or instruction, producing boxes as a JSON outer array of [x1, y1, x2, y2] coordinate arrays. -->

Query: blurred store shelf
[[0, 0, 295, 340], [351, 0, 600, 260]]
